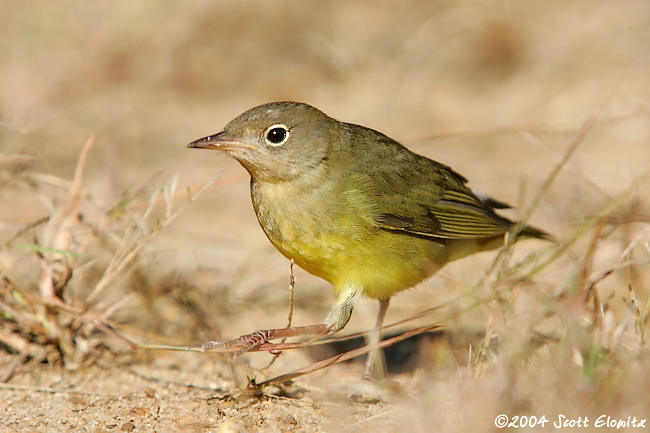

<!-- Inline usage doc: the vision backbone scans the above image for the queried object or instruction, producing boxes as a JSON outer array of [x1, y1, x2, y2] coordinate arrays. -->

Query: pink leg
[[200, 324, 330, 356], [362, 299, 390, 381]]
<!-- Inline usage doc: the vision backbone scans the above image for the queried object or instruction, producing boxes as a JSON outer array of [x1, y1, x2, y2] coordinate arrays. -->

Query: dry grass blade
[[523, 172, 650, 280], [122, 169, 230, 214], [105, 169, 168, 219], [38, 134, 95, 300], [256, 324, 444, 386], [2, 216, 50, 249], [0, 154, 38, 165], [1, 134, 224, 371], [85, 187, 163, 303], [488, 116, 595, 279], [86, 172, 222, 304], [516, 115, 595, 233]]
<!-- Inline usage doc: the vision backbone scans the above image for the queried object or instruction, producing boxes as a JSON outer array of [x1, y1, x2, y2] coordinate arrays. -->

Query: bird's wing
[[342, 123, 529, 240], [374, 161, 514, 240]]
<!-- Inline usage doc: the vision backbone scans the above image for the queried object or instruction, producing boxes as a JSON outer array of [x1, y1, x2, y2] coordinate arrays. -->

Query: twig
[[262, 259, 296, 370], [40, 296, 139, 349], [0, 329, 48, 361], [256, 324, 444, 386]]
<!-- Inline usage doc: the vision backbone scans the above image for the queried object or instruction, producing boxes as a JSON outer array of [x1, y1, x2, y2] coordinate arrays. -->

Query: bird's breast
[[250, 177, 374, 279], [249, 175, 449, 299]]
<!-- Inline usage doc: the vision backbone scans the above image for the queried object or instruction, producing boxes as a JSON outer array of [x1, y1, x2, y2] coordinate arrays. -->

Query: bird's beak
[[187, 131, 257, 151]]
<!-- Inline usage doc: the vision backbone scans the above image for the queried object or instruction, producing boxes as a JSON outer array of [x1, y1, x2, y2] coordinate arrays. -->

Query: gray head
[[188, 102, 341, 181]]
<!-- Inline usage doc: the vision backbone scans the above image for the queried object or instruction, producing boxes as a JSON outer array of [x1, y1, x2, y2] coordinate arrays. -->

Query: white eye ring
[[264, 124, 290, 147]]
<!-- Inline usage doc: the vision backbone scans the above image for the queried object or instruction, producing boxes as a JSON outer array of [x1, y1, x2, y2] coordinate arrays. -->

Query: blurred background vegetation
[[1, 0, 649, 431]]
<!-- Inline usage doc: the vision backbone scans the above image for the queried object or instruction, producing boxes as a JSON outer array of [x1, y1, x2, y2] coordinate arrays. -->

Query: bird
[[187, 101, 548, 378]]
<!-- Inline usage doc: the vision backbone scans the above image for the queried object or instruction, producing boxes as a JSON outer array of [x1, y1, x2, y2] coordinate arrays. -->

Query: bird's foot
[[199, 324, 330, 356], [201, 329, 276, 356]]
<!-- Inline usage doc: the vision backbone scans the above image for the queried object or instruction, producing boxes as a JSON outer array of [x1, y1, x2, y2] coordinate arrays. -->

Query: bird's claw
[[200, 329, 275, 355]]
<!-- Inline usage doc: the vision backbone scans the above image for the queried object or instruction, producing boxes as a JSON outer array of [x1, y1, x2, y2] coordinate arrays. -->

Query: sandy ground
[[1, 1, 650, 432]]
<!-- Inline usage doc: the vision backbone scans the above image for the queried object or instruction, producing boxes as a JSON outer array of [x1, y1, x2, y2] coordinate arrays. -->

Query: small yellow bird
[[188, 102, 548, 377]]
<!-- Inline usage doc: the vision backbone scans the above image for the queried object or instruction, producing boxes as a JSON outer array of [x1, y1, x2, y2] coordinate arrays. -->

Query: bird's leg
[[201, 285, 363, 356], [200, 324, 329, 356], [323, 285, 362, 332], [362, 298, 390, 382]]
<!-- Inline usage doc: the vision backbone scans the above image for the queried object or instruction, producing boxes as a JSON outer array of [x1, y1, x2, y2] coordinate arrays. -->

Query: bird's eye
[[264, 124, 290, 147]]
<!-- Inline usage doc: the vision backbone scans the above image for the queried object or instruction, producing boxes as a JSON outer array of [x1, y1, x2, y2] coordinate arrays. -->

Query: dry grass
[[1, 1, 649, 432]]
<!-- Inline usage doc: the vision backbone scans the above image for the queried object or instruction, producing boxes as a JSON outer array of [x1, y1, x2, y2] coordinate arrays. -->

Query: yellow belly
[[289, 231, 447, 299], [251, 178, 449, 299]]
